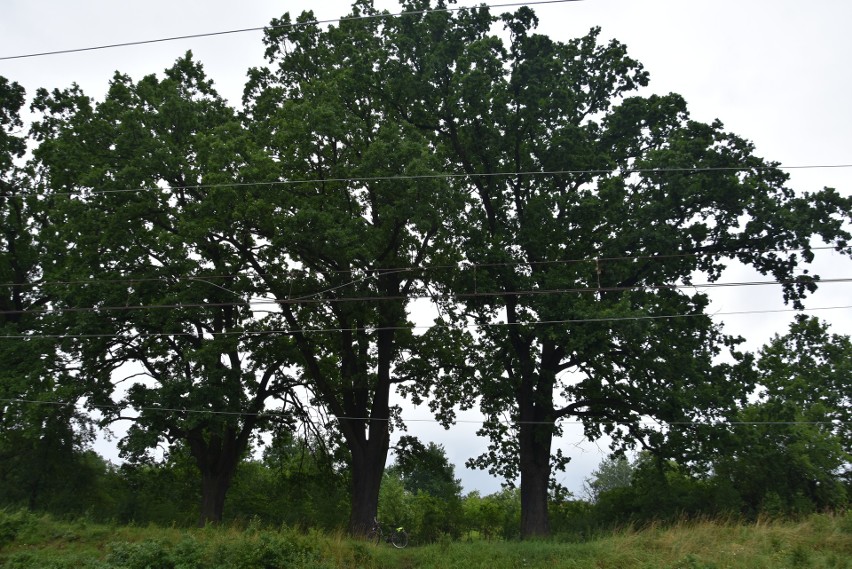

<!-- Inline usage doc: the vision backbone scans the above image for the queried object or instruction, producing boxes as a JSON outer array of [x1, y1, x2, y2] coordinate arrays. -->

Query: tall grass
[[1, 509, 849, 568]]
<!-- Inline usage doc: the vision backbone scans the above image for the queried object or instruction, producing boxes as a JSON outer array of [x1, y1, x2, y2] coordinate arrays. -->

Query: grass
[[1, 509, 850, 568]]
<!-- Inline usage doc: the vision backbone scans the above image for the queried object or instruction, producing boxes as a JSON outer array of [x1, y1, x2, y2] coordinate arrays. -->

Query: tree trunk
[[348, 439, 388, 535], [518, 419, 553, 538], [198, 467, 235, 526], [188, 430, 244, 527], [345, 323, 394, 535], [515, 348, 558, 539]]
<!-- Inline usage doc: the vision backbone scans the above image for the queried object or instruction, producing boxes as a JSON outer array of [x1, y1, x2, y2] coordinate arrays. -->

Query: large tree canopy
[[236, 7, 468, 533], [0, 76, 95, 512], [5, 0, 850, 538], [265, 0, 852, 537], [30, 56, 301, 525]]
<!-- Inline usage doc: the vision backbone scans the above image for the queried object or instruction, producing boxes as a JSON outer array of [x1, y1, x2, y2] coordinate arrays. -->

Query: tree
[[237, 5, 466, 533], [387, 436, 464, 540], [30, 56, 301, 525], [291, 1, 852, 537], [0, 76, 95, 513], [583, 455, 634, 503], [390, 436, 463, 501], [712, 316, 851, 514]]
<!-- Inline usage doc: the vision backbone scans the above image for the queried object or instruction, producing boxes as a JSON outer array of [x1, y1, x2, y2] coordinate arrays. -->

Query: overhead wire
[[28, 163, 852, 196], [1, 304, 849, 339], [0, 276, 850, 316], [0, 244, 846, 290], [0, 398, 844, 427], [0, 0, 585, 62]]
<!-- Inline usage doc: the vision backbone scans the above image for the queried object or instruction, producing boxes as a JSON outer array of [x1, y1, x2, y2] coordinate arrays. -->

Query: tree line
[[1, 0, 850, 538]]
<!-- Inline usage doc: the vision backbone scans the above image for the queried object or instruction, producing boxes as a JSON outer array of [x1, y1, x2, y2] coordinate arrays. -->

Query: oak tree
[[30, 56, 300, 525], [239, 5, 467, 533], [298, 1, 852, 536]]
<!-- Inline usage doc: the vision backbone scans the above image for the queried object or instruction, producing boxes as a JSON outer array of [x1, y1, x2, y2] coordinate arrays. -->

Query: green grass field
[[1, 510, 850, 568]]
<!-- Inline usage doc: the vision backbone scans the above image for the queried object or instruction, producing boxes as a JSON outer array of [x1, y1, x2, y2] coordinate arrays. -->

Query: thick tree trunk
[[348, 439, 388, 535], [345, 324, 394, 535], [198, 467, 235, 526], [519, 420, 553, 538], [514, 338, 558, 539], [188, 429, 245, 527]]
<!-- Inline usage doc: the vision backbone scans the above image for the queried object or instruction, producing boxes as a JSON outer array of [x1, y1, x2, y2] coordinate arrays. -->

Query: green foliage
[[244, 0, 473, 532], [259, 0, 852, 538], [390, 437, 464, 502], [112, 454, 200, 526], [1, 74, 97, 522], [460, 488, 522, 540], [711, 316, 851, 516], [583, 455, 634, 502], [29, 54, 303, 524], [4, 511, 852, 569], [4, 0, 852, 541], [227, 436, 349, 530], [0, 510, 36, 551], [103, 531, 326, 569], [591, 457, 718, 525]]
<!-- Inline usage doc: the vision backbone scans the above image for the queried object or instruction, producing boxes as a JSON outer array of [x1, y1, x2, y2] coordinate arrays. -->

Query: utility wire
[[0, 245, 845, 289], [0, 0, 584, 62], [1, 304, 849, 339], [33, 163, 852, 196], [0, 398, 843, 427], [1, 277, 849, 317]]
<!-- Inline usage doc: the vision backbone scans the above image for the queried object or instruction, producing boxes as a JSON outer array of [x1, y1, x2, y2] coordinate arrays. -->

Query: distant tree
[[592, 455, 715, 525], [390, 436, 463, 501], [386, 436, 464, 541], [583, 456, 635, 502], [712, 316, 851, 515], [232, 430, 349, 529], [461, 487, 522, 540]]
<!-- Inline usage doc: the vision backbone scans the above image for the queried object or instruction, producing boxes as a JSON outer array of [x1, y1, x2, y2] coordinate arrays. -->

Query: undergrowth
[[1, 509, 849, 568]]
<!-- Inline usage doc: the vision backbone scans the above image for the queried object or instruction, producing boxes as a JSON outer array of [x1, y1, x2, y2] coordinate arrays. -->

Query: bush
[[103, 529, 328, 569], [0, 510, 36, 551]]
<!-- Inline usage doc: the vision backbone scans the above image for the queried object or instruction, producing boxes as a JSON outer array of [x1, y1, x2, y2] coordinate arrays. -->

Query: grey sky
[[2, 0, 850, 496]]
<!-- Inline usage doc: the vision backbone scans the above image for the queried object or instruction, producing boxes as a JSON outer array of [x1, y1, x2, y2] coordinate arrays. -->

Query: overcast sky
[[2, 0, 850, 496]]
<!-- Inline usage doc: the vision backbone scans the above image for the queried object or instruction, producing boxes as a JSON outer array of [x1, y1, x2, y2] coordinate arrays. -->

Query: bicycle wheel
[[390, 529, 408, 549], [366, 529, 382, 546]]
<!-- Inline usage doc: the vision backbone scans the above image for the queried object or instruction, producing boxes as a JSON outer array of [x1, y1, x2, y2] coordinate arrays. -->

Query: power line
[[1, 276, 850, 317], [0, 0, 584, 62], [0, 398, 843, 427], [1, 304, 849, 340], [0, 245, 846, 290], [31, 163, 852, 196]]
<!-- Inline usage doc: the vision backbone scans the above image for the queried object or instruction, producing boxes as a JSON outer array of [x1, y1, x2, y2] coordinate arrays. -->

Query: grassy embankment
[[1, 509, 850, 568]]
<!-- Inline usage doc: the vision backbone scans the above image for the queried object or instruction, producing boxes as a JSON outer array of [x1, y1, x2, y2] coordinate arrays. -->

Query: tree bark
[[518, 420, 553, 538], [198, 466, 236, 526], [509, 298, 557, 538], [346, 326, 394, 535], [187, 427, 247, 526], [348, 435, 389, 534]]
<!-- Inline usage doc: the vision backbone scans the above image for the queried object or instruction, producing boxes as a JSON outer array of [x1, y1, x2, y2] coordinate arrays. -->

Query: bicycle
[[367, 517, 409, 549]]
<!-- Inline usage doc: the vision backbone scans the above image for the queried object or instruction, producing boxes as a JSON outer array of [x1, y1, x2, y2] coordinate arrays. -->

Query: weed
[[788, 544, 811, 568], [0, 510, 39, 551], [670, 554, 716, 569]]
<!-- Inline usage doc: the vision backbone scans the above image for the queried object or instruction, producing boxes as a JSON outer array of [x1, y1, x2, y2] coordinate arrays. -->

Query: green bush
[[106, 540, 175, 569], [103, 529, 327, 569], [0, 510, 36, 550]]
